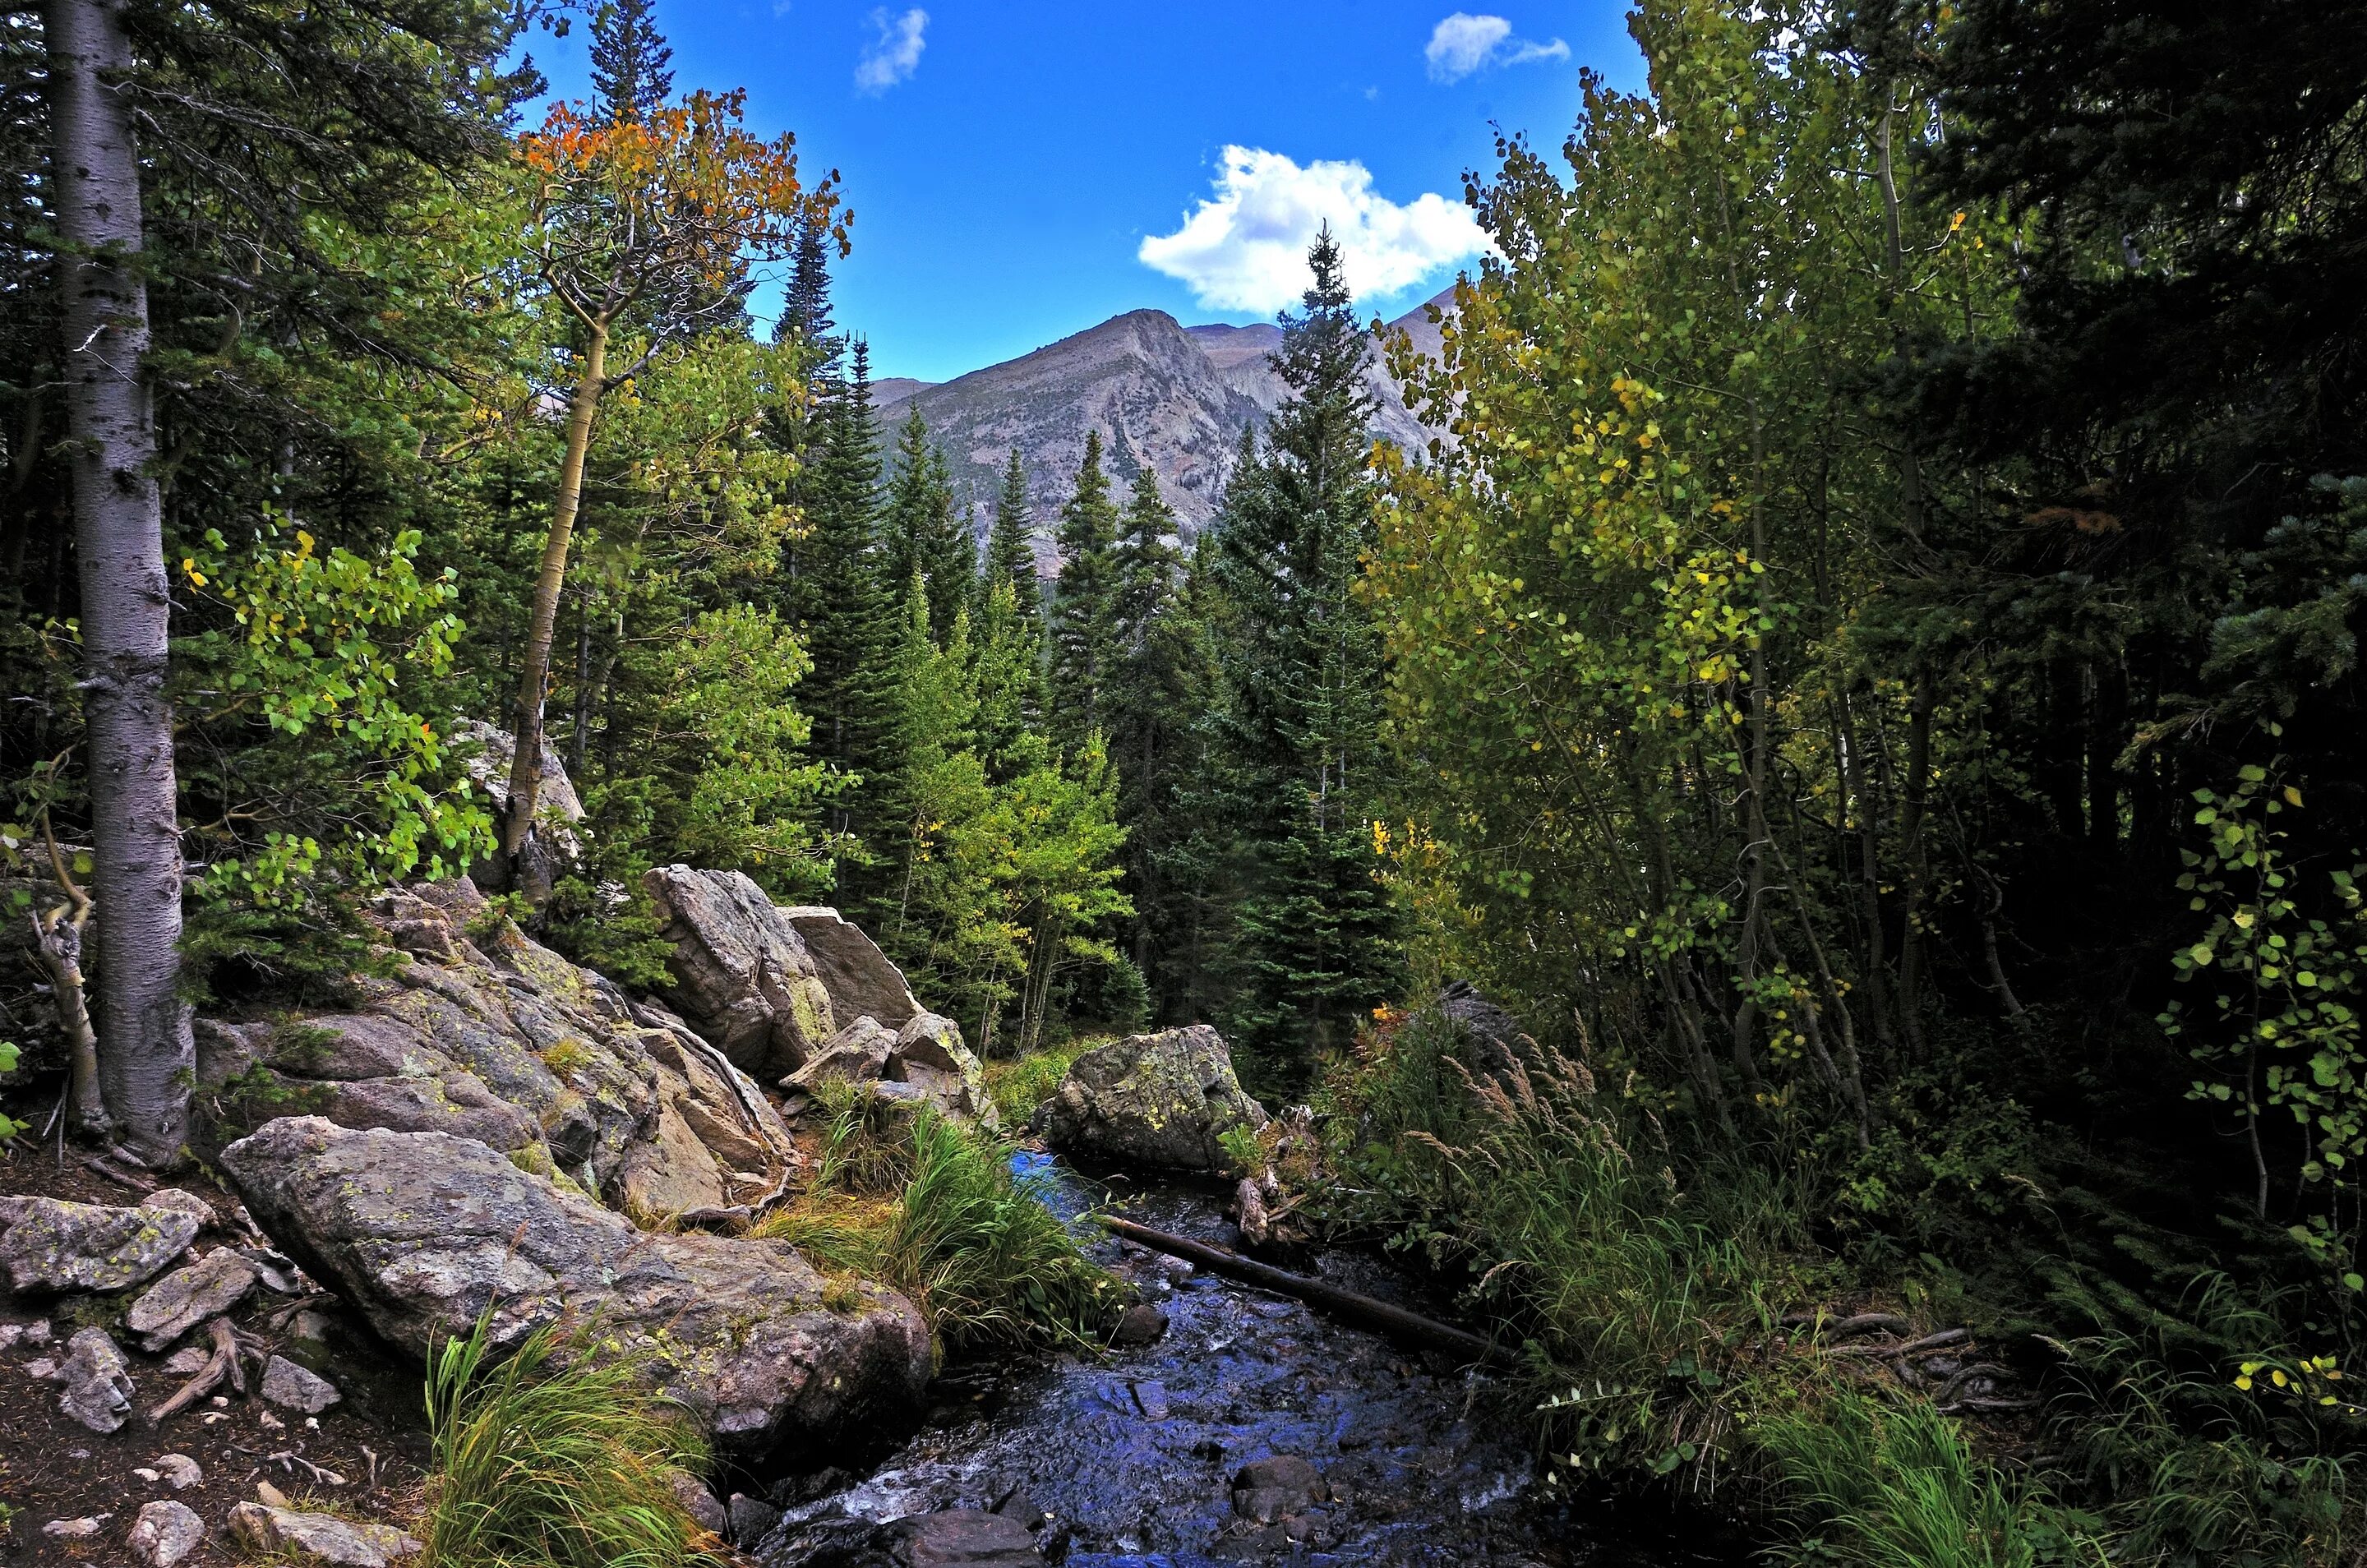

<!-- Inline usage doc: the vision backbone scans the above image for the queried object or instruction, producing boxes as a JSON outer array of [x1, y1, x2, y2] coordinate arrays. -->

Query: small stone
[[879, 1508, 1043, 1566], [127, 1248, 260, 1351], [142, 1188, 219, 1229], [21, 1318, 52, 1344], [259, 1408, 286, 1429], [288, 1308, 336, 1343], [1130, 1379, 1170, 1420], [727, 1492, 781, 1547], [1230, 1454, 1327, 1523], [163, 1344, 212, 1376], [130, 1500, 206, 1567], [1112, 1303, 1169, 1346], [261, 1354, 342, 1414], [992, 1487, 1048, 1530], [668, 1471, 728, 1536], [54, 1326, 136, 1433], [42, 1515, 109, 1539], [228, 1501, 422, 1566], [151, 1453, 204, 1489], [24, 1356, 57, 1380]]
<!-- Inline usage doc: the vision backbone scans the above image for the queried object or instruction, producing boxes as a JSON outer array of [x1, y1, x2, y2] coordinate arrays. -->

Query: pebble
[[140, 1453, 205, 1490], [24, 1356, 58, 1380], [42, 1515, 109, 1538], [1131, 1379, 1170, 1420], [163, 1344, 213, 1376]]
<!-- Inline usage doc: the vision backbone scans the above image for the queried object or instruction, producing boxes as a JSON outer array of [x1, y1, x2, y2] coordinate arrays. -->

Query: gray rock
[[228, 1500, 422, 1566], [759, 1507, 1043, 1568], [127, 1248, 259, 1351], [130, 1499, 206, 1567], [219, 1118, 931, 1464], [41, 1515, 108, 1539], [1231, 1454, 1327, 1523], [195, 877, 802, 1224], [1131, 1378, 1170, 1420], [261, 1354, 342, 1414], [886, 1014, 997, 1129], [782, 1017, 897, 1095], [162, 1344, 212, 1376], [141, 1453, 205, 1489], [1039, 1025, 1269, 1171], [0, 1193, 203, 1294], [730, 1492, 784, 1547], [671, 1471, 729, 1536], [451, 719, 584, 893], [141, 1188, 219, 1229], [781, 907, 924, 1030], [53, 1326, 134, 1433], [644, 866, 838, 1080]]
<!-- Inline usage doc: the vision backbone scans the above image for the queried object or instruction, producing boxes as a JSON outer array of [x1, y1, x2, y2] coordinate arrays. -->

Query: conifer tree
[[1046, 430, 1121, 749], [788, 338, 894, 875], [588, 0, 673, 124], [881, 406, 975, 639], [777, 205, 837, 357], [1202, 230, 1397, 1083], [985, 448, 1042, 625], [1105, 468, 1193, 985]]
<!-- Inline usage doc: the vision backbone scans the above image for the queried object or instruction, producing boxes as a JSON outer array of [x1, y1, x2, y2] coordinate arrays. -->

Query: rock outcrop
[[451, 718, 585, 901], [1038, 1025, 1268, 1171], [781, 908, 923, 1030], [196, 879, 801, 1224], [0, 1193, 202, 1294], [781, 1013, 996, 1129], [644, 867, 838, 1080], [218, 1118, 933, 1464]]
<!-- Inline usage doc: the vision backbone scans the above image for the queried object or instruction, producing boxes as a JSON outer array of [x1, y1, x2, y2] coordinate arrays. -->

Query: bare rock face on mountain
[[644, 867, 839, 1081], [1039, 1025, 1268, 1172], [874, 289, 1456, 549], [195, 878, 801, 1223], [219, 1118, 934, 1464]]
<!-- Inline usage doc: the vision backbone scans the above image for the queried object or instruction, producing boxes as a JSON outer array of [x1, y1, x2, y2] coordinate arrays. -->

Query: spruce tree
[[1202, 229, 1397, 1084], [881, 407, 976, 639], [588, 0, 673, 124], [777, 206, 837, 357], [788, 338, 895, 883], [1105, 468, 1193, 986], [1046, 430, 1121, 750], [985, 448, 1041, 626]]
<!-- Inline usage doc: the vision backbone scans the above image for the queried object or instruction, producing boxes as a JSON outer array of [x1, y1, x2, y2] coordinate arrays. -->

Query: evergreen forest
[[3, 0, 2366, 1563]]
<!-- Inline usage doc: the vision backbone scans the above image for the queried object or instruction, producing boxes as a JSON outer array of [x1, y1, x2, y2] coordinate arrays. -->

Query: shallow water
[[762, 1154, 1742, 1566]]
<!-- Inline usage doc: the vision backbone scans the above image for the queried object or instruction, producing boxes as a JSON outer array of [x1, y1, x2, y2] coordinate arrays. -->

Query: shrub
[[422, 1313, 712, 1568], [759, 1086, 1120, 1353], [982, 1037, 1100, 1129]]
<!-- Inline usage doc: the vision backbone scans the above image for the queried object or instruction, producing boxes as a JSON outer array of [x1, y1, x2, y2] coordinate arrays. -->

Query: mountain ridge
[[871, 288, 1456, 550]]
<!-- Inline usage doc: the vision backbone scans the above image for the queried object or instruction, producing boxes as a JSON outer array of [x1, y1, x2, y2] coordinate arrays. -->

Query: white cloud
[[1139, 146, 1491, 314], [856, 7, 927, 94], [1424, 12, 1568, 83]]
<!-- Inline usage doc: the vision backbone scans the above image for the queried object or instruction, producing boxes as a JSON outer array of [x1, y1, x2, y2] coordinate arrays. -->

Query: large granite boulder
[[451, 719, 584, 901], [644, 867, 838, 1081], [196, 879, 801, 1224], [1038, 1026, 1268, 1172], [781, 907, 923, 1031], [0, 1192, 202, 1294], [219, 1118, 934, 1464]]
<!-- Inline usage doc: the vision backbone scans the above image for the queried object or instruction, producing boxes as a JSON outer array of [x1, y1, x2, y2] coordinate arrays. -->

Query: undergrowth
[[757, 1083, 1120, 1353], [422, 1312, 711, 1568], [982, 1036, 1100, 1128], [1312, 1008, 2367, 1566]]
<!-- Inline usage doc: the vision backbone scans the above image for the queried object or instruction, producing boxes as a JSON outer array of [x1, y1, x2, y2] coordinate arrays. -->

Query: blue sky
[[524, 4, 1645, 383]]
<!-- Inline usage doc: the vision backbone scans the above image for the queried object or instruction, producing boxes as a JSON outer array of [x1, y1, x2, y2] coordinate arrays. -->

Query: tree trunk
[[46, 0, 194, 1164], [503, 320, 610, 872]]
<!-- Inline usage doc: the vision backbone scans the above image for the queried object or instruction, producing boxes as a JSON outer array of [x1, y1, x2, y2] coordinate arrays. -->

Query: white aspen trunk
[[45, 0, 194, 1164]]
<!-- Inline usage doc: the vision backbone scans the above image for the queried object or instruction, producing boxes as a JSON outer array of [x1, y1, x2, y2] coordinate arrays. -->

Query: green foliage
[[422, 1312, 712, 1568], [1047, 431, 1122, 749], [759, 1087, 1121, 1353], [1760, 1393, 2038, 1568], [982, 1038, 1096, 1129], [0, 1043, 23, 1145]]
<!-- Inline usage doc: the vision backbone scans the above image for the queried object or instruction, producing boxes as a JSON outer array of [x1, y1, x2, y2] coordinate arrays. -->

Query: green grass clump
[[422, 1314, 712, 1568], [1759, 1391, 2037, 1568], [982, 1037, 1100, 1128], [759, 1086, 1120, 1353]]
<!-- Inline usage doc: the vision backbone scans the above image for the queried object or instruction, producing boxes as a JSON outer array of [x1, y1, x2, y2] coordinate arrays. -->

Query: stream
[[757, 1153, 1746, 1567]]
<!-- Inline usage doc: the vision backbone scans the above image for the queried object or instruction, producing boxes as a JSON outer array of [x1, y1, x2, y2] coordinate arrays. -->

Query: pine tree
[[1105, 468, 1193, 987], [1202, 229, 1397, 1084], [985, 448, 1041, 626], [777, 206, 837, 358], [588, 0, 673, 124], [788, 338, 895, 883], [1046, 430, 1121, 750], [881, 407, 975, 639]]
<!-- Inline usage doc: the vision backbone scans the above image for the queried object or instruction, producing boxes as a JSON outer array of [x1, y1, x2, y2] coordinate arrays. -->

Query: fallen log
[[1092, 1215, 1502, 1365]]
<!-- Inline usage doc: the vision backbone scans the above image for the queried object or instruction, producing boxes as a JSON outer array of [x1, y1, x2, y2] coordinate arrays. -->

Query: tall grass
[[422, 1314, 711, 1568], [982, 1037, 1100, 1128], [759, 1086, 1121, 1353], [1317, 1012, 1818, 1488], [1758, 1391, 2038, 1568]]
